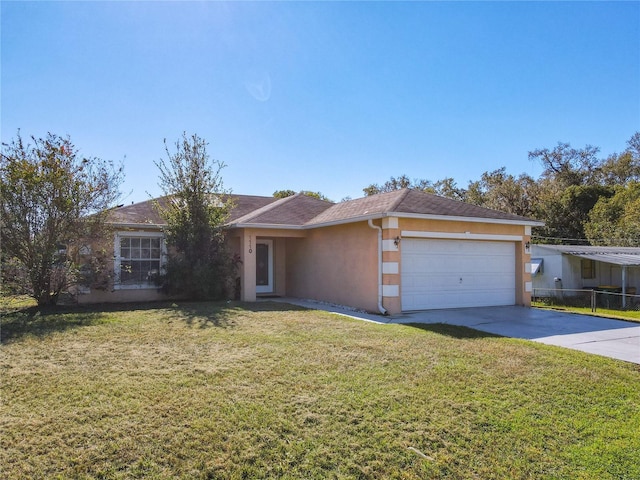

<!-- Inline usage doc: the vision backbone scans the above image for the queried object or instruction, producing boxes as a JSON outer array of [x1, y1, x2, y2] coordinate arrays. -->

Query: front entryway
[[256, 239, 273, 294]]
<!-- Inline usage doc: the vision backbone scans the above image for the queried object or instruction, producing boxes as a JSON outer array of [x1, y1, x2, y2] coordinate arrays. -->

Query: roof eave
[[305, 213, 387, 228], [108, 221, 166, 229], [226, 223, 305, 230], [110, 212, 543, 231], [246, 212, 544, 230]]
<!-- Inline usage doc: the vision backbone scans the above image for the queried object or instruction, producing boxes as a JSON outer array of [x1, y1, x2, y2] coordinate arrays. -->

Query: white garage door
[[401, 238, 516, 311]]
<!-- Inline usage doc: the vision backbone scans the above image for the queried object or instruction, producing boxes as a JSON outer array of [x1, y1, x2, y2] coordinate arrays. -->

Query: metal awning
[[565, 252, 640, 267], [534, 245, 640, 267], [532, 244, 640, 308], [531, 257, 543, 275]]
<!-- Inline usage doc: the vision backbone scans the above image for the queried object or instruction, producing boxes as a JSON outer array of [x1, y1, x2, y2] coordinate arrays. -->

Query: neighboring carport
[[557, 247, 640, 308]]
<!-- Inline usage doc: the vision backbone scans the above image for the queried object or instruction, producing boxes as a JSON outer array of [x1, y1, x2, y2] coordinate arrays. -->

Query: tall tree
[[584, 182, 640, 246], [273, 189, 296, 199], [528, 134, 638, 243], [596, 133, 640, 186], [466, 168, 538, 217], [363, 175, 430, 196], [528, 142, 601, 187], [432, 177, 467, 201], [155, 133, 238, 300], [363, 174, 465, 200], [533, 183, 614, 244], [273, 190, 332, 201], [0, 132, 123, 305]]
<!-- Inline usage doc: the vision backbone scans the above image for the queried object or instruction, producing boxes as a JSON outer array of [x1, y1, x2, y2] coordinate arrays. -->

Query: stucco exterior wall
[[273, 238, 287, 296], [285, 222, 379, 313], [399, 217, 527, 236]]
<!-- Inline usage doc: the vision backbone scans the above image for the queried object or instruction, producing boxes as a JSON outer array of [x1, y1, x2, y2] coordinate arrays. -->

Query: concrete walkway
[[272, 299, 640, 364]]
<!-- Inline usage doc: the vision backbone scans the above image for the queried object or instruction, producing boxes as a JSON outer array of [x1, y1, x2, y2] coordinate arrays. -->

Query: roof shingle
[[307, 188, 535, 225], [107, 188, 539, 228]]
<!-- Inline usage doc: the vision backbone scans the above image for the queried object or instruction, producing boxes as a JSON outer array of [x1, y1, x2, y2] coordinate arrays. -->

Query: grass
[[532, 301, 640, 323], [2, 299, 640, 479]]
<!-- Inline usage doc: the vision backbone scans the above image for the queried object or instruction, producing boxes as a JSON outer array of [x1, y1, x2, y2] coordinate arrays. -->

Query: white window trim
[[114, 231, 167, 290]]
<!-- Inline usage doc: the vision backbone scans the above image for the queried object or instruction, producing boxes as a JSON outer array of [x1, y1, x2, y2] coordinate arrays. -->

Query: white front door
[[255, 240, 273, 294]]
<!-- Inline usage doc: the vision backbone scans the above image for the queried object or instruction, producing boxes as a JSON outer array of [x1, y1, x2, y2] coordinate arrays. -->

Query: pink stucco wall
[[284, 222, 379, 313]]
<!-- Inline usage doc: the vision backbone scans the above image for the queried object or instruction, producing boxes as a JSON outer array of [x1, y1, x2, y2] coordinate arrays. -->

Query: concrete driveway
[[274, 299, 640, 364], [391, 306, 640, 364]]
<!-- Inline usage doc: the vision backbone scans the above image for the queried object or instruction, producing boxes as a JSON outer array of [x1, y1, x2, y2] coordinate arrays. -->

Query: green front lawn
[[2, 300, 639, 479], [532, 301, 640, 323]]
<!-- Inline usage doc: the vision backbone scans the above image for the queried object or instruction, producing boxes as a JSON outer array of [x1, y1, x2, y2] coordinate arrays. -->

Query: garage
[[401, 238, 516, 310]]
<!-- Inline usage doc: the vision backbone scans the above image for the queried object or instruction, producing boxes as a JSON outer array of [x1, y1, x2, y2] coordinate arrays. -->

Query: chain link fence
[[533, 288, 640, 312]]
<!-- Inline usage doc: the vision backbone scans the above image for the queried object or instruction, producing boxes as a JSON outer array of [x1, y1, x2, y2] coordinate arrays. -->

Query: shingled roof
[[107, 188, 540, 229], [305, 189, 538, 226], [107, 194, 278, 226], [231, 193, 333, 226]]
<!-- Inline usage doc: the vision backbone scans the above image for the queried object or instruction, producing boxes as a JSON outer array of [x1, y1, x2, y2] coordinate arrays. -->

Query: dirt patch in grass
[[2, 300, 639, 479]]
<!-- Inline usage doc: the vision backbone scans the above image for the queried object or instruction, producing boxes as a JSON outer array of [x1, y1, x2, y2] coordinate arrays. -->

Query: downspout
[[368, 219, 388, 315]]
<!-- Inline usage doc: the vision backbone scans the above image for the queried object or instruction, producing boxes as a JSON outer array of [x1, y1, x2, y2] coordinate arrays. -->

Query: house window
[[115, 233, 164, 288], [581, 259, 596, 280]]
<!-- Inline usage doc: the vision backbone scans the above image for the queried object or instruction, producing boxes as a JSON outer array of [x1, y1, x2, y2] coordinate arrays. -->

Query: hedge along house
[[83, 189, 543, 314]]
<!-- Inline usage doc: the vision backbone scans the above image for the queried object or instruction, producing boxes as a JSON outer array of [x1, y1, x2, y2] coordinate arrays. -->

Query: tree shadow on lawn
[[1, 304, 113, 344], [404, 322, 503, 340], [171, 300, 309, 329], [0, 300, 309, 343]]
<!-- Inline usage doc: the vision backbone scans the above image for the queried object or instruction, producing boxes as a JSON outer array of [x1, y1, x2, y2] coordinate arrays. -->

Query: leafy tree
[[363, 174, 430, 196], [363, 174, 465, 200], [273, 189, 296, 199], [466, 168, 538, 217], [273, 190, 332, 201], [432, 177, 467, 201], [0, 132, 123, 305], [585, 182, 640, 246], [155, 133, 238, 300], [596, 133, 640, 186], [528, 142, 601, 187], [533, 183, 613, 244], [528, 133, 638, 243]]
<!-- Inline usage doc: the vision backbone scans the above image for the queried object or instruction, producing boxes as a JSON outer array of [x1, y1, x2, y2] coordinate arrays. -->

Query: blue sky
[[2, 1, 639, 204]]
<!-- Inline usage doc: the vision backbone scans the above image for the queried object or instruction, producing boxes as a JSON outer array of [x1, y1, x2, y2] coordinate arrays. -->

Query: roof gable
[[232, 193, 333, 226]]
